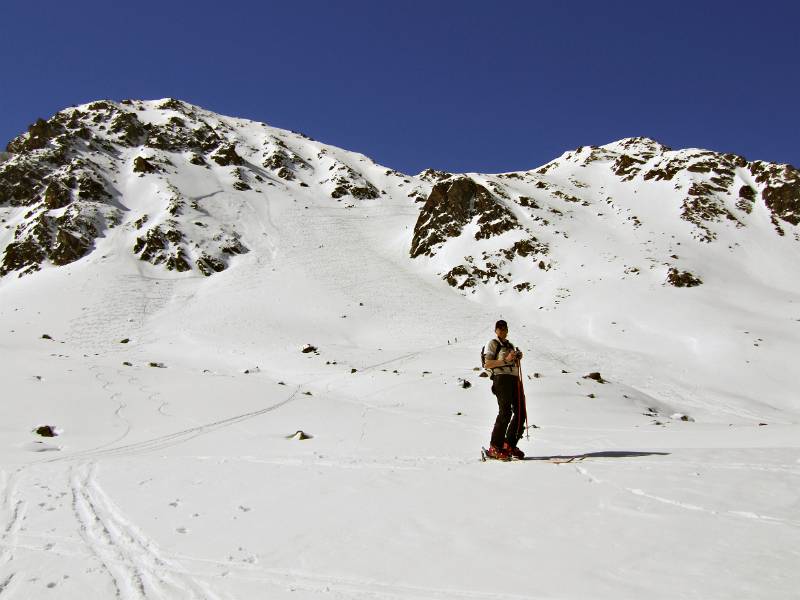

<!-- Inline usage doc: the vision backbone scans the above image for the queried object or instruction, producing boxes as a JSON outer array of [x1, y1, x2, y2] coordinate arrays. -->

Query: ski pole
[[518, 357, 529, 440]]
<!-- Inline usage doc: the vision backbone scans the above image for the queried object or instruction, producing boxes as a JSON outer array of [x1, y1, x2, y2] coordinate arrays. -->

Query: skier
[[483, 320, 526, 460]]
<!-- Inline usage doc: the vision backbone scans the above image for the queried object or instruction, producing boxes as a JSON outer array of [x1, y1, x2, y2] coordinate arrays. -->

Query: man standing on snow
[[483, 320, 525, 460]]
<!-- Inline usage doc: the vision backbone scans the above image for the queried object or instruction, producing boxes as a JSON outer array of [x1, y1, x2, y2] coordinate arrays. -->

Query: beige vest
[[485, 338, 519, 377]]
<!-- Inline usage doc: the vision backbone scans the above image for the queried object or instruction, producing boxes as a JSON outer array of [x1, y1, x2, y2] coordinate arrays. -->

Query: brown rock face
[[43, 181, 72, 209], [754, 163, 800, 228], [0, 210, 99, 276], [6, 118, 66, 153], [0, 100, 256, 279], [410, 177, 519, 258], [133, 225, 191, 272], [612, 154, 646, 181], [133, 156, 159, 174], [109, 112, 147, 147], [666, 268, 703, 288], [211, 143, 245, 166]]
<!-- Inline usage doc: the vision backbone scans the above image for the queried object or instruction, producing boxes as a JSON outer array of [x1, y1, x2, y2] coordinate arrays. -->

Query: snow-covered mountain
[[3, 98, 798, 417], [412, 137, 799, 292], [3, 100, 798, 290], [0, 99, 425, 278], [1, 100, 799, 599]]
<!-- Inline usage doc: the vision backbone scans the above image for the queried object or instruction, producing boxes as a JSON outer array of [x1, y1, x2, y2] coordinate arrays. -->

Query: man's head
[[495, 319, 508, 339]]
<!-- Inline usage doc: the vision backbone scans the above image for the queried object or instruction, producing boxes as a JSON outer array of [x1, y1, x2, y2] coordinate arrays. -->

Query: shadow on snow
[[526, 451, 671, 462]]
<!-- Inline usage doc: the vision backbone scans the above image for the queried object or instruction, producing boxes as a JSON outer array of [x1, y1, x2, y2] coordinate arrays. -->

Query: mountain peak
[[0, 98, 410, 278], [601, 136, 672, 156]]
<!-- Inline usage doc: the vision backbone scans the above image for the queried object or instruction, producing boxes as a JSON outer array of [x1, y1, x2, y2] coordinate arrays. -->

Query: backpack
[[481, 338, 513, 381]]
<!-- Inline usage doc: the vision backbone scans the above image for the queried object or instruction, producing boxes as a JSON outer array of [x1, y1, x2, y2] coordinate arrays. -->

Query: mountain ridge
[[1, 98, 798, 303]]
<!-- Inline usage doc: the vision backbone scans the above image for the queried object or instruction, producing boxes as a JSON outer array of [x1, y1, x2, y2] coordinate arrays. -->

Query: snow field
[[1, 102, 799, 598]]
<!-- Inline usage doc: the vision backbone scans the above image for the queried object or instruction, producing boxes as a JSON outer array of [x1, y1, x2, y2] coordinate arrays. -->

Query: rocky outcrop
[[411, 177, 519, 258], [0, 99, 254, 278], [0, 114, 118, 276], [262, 141, 311, 182], [411, 177, 549, 290], [328, 164, 380, 200], [408, 136, 798, 297], [594, 140, 798, 242], [666, 268, 703, 288], [751, 162, 800, 234], [1, 207, 102, 276], [133, 224, 191, 272], [211, 143, 244, 166]]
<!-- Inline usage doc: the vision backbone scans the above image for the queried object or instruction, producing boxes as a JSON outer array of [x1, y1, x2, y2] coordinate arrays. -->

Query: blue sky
[[2, 0, 797, 174]]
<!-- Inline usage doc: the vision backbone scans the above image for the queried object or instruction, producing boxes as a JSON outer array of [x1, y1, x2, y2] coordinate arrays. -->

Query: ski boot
[[486, 445, 511, 461], [504, 442, 525, 460]]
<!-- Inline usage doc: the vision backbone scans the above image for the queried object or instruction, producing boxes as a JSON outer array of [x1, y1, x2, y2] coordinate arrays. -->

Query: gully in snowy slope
[[482, 320, 526, 461]]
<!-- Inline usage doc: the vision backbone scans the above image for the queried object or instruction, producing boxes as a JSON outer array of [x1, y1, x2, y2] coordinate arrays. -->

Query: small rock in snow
[[34, 425, 59, 437], [583, 372, 606, 384], [670, 413, 694, 422]]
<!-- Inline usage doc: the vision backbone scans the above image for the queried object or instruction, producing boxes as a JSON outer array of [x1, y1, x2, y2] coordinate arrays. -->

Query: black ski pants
[[490, 374, 525, 448]]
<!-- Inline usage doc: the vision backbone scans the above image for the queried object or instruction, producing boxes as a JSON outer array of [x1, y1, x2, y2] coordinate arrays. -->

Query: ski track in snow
[[165, 557, 554, 600], [52, 366, 176, 464], [0, 470, 25, 597], [0, 471, 26, 561], [573, 464, 800, 529], [70, 462, 221, 600], [193, 454, 443, 471], [41, 388, 301, 465], [66, 274, 177, 354], [0, 573, 15, 597], [89, 365, 133, 451]]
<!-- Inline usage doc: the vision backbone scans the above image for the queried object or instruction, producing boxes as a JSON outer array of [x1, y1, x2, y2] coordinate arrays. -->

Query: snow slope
[[0, 100, 798, 599]]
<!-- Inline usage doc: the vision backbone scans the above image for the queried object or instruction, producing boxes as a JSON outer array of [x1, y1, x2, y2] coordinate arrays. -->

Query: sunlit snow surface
[[1, 103, 799, 599]]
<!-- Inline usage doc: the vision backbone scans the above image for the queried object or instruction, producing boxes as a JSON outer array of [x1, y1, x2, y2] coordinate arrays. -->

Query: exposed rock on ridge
[[409, 136, 799, 297], [411, 177, 549, 290], [0, 98, 390, 278], [1, 102, 797, 302]]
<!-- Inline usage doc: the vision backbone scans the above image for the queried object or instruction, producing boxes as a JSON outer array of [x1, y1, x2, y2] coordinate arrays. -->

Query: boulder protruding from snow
[[583, 372, 607, 384], [34, 425, 59, 437], [666, 268, 703, 288]]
